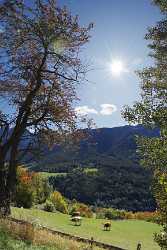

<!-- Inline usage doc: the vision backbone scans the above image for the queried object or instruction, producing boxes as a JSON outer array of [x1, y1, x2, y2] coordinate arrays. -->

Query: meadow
[[39, 169, 98, 178], [39, 172, 67, 178], [12, 207, 161, 250]]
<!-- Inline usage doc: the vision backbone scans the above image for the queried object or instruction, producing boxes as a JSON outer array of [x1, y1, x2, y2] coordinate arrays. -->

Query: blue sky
[[59, 0, 161, 128]]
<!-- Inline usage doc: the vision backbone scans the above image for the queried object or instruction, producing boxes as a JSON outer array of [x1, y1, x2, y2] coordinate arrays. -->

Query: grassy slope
[[0, 229, 58, 250], [39, 172, 67, 178], [39, 169, 98, 178], [12, 207, 161, 250]]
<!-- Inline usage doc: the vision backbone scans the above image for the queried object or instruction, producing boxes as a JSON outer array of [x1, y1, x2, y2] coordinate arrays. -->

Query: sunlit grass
[[12, 207, 161, 250], [0, 218, 101, 250], [83, 168, 98, 174], [0, 228, 59, 250], [39, 172, 67, 178]]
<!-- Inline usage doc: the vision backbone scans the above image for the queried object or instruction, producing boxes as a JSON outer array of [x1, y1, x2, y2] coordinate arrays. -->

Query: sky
[[0, 0, 162, 129], [58, 0, 162, 128]]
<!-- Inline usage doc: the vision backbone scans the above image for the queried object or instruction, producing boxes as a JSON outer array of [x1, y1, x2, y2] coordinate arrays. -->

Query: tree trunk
[[7, 145, 18, 206], [0, 142, 18, 217], [0, 162, 11, 216], [0, 124, 26, 216]]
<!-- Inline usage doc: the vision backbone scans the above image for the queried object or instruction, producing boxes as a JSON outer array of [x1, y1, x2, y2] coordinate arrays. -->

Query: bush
[[96, 208, 126, 220], [104, 208, 125, 220], [49, 191, 68, 214], [15, 184, 34, 208], [95, 208, 105, 219], [78, 203, 93, 218], [95, 207, 159, 221], [43, 200, 54, 212], [123, 211, 134, 219], [70, 202, 93, 218], [133, 211, 159, 222]]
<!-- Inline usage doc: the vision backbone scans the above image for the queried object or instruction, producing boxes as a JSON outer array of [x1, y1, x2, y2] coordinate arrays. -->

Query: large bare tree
[[0, 0, 93, 215]]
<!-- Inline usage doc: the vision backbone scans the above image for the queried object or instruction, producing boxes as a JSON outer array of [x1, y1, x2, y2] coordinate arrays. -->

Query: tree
[[32, 173, 51, 205], [15, 166, 34, 208], [122, 0, 167, 248], [0, 0, 93, 216], [49, 191, 68, 213], [15, 166, 52, 208]]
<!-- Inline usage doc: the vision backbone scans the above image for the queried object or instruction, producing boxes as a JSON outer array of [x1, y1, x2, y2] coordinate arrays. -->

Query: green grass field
[[39, 172, 67, 178], [12, 207, 161, 250], [39, 169, 98, 178]]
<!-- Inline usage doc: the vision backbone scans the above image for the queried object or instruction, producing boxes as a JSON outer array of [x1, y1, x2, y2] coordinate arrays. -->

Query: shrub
[[95, 207, 159, 221], [49, 191, 68, 214], [43, 200, 54, 212], [104, 208, 125, 220], [70, 202, 93, 218], [15, 183, 34, 208], [95, 208, 106, 219], [133, 211, 159, 222], [123, 211, 134, 219], [96, 208, 126, 220], [77, 203, 93, 218]]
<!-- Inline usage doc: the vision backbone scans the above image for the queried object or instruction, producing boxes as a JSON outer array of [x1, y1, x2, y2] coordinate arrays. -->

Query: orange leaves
[[17, 166, 37, 185]]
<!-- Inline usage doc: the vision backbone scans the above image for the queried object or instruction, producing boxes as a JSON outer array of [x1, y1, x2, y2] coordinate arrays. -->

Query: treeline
[[14, 166, 93, 217], [15, 166, 51, 208], [49, 163, 156, 212], [14, 166, 159, 224], [15, 164, 156, 213]]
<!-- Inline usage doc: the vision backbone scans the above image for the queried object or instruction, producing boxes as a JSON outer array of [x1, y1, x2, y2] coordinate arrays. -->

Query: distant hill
[[30, 125, 159, 172], [32, 125, 159, 211]]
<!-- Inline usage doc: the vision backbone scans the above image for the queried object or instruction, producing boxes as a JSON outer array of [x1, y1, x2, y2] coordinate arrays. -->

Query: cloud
[[100, 104, 117, 115], [75, 106, 98, 116], [75, 104, 117, 116]]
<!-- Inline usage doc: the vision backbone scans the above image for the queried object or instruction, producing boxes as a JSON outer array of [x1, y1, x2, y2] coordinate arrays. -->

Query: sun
[[109, 60, 125, 77]]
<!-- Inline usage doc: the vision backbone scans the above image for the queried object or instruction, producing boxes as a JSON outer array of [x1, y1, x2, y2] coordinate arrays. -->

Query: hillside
[[30, 125, 159, 172], [30, 125, 159, 211]]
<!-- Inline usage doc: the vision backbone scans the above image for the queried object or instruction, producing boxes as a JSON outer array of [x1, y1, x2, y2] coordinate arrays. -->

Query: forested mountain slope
[[35, 125, 159, 211]]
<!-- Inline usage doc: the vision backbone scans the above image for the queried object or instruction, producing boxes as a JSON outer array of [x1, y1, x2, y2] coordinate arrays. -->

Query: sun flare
[[109, 60, 126, 77]]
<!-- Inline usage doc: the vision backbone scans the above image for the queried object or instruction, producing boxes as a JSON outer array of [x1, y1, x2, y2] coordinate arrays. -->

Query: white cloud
[[100, 104, 117, 115], [75, 104, 117, 116], [75, 106, 98, 116]]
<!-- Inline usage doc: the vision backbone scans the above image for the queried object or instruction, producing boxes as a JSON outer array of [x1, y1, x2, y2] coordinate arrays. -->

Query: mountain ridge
[[30, 124, 159, 172]]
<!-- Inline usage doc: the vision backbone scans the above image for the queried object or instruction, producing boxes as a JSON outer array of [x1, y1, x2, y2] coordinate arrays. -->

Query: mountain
[[44, 125, 159, 211], [30, 124, 159, 172], [1, 125, 159, 211]]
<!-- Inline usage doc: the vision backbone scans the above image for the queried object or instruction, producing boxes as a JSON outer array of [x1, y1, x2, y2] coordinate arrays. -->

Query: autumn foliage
[[0, 0, 92, 215], [15, 167, 50, 208], [49, 191, 68, 214]]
